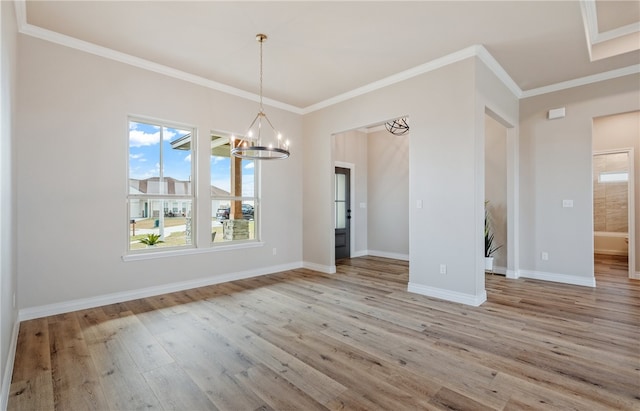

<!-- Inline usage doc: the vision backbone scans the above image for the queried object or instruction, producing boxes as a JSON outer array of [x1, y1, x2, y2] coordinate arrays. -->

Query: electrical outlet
[[12, 293, 16, 308], [439, 264, 447, 274], [541, 252, 549, 261], [272, 248, 277, 256]]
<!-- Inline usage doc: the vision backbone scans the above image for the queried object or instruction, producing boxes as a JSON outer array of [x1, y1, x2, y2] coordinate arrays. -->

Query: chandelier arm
[[231, 33, 290, 160]]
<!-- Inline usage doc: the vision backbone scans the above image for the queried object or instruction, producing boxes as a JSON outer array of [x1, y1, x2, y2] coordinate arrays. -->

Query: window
[[210, 133, 257, 244], [598, 171, 628, 183], [128, 119, 195, 252]]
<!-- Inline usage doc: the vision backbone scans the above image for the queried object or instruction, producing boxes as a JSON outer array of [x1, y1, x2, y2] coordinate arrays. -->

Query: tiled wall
[[593, 152, 628, 233]]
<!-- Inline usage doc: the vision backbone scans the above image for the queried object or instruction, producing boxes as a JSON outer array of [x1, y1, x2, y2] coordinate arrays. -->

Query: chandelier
[[231, 34, 290, 160], [385, 117, 410, 136]]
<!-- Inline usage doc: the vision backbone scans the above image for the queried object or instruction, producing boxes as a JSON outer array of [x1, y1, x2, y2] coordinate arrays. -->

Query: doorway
[[485, 113, 508, 275], [335, 167, 351, 259], [592, 111, 639, 280], [593, 149, 635, 278]]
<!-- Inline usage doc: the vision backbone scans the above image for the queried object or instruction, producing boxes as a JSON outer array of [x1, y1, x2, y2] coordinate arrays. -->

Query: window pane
[[211, 135, 232, 195], [129, 199, 193, 250], [599, 171, 628, 183], [129, 122, 192, 196], [211, 132, 258, 244], [335, 201, 346, 229], [211, 199, 255, 243], [129, 121, 161, 194], [336, 174, 346, 201], [164, 126, 192, 195]]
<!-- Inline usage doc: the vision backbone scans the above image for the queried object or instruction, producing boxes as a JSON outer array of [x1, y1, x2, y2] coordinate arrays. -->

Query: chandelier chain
[[259, 35, 264, 112]]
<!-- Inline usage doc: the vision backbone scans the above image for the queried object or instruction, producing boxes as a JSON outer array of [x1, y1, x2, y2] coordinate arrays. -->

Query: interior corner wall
[[519, 75, 640, 281], [334, 130, 368, 256], [593, 111, 640, 271], [303, 57, 494, 303], [15, 35, 303, 311], [0, 0, 18, 406], [367, 129, 409, 258]]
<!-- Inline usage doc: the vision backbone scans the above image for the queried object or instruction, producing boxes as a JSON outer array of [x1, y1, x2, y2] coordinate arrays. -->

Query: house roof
[[18, 1, 639, 111], [129, 178, 230, 197]]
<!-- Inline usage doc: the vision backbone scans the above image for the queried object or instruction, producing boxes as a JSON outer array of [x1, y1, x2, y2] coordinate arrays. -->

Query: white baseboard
[[367, 250, 410, 261], [506, 268, 519, 279], [351, 250, 368, 258], [19, 262, 303, 321], [302, 261, 336, 274], [518, 270, 596, 287], [407, 282, 487, 307], [1, 319, 20, 411], [489, 265, 507, 275]]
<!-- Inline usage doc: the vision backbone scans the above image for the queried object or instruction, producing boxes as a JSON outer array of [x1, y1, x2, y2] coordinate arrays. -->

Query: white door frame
[[593, 148, 636, 279], [335, 161, 356, 259]]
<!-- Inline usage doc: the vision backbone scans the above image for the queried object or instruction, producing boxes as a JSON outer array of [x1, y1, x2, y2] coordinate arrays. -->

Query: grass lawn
[[131, 217, 187, 230], [129, 220, 253, 250]]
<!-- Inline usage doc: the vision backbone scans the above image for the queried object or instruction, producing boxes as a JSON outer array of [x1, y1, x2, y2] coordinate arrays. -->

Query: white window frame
[[126, 116, 197, 255]]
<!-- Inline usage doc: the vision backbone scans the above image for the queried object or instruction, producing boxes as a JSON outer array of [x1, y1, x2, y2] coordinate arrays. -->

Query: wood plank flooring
[[8, 256, 640, 410]]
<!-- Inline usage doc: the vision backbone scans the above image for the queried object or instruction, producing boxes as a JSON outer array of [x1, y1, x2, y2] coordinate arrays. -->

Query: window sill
[[122, 241, 265, 262]]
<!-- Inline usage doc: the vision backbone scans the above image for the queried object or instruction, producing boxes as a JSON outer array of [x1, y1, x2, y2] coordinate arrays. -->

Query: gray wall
[[0, 1, 18, 407], [519, 75, 640, 281], [303, 56, 518, 305], [16, 35, 303, 310], [367, 129, 409, 258]]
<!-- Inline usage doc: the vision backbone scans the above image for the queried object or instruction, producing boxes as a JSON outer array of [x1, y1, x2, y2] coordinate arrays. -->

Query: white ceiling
[[17, 1, 640, 112]]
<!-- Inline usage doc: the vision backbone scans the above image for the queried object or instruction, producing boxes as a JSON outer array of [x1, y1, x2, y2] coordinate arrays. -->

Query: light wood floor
[[8, 256, 640, 410]]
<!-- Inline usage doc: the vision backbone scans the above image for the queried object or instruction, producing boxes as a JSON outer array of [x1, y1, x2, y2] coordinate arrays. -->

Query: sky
[[129, 120, 255, 196]]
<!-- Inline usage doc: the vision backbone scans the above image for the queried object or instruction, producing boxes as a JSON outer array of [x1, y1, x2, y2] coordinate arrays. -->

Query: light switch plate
[[562, 199, 573, 208]]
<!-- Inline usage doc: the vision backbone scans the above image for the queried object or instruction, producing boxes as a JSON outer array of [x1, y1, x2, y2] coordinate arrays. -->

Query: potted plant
[[485, 201, 502, 271], [139, 233, 164, 247]]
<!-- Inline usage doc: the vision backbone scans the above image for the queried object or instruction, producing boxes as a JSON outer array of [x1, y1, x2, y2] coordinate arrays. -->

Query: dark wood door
[[335, 167, 351, 260]]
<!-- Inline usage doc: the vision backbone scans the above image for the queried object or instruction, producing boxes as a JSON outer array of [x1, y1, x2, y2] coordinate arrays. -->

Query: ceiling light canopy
[[231, 34, 290, 160]]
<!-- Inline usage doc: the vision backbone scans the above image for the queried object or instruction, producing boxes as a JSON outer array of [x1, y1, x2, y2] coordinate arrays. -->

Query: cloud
[[184, 154, 191, 162], [244, 162, 254, 169], [129, 129, 160, 147], [130, 153, 144, 159], [129, 124, 187, 147]]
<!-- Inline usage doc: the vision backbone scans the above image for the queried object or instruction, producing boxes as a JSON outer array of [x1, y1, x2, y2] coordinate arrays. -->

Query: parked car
[[216, 204, 254, 220]]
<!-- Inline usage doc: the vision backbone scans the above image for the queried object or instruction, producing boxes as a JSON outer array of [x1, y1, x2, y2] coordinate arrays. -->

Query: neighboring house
[[128, 177, 229, 218]]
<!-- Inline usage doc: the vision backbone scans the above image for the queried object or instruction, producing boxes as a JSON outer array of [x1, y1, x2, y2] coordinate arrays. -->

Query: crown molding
[[521, 65, 640, 99], [13, 0, 637, 114], [13, 1, 303, 115], [301, 45, 487, 114], [580, 0, 640, 61], [474, 44, 523, 98]]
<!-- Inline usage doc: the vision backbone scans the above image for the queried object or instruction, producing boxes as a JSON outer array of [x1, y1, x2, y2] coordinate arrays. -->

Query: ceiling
[[17, 1, 640, 113]]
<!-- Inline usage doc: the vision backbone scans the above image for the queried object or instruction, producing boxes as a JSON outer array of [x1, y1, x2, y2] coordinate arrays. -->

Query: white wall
[[0, 1, 18, 407], [367, 129, 409, 259], [519, 75, 640, 284], [16, 35, 303, 312], [593, 111, 640, 267], [303, 56, 519, 305]]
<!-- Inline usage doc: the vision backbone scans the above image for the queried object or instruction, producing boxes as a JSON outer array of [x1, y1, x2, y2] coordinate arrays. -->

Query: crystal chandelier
[[231, 34, 290, 160]]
